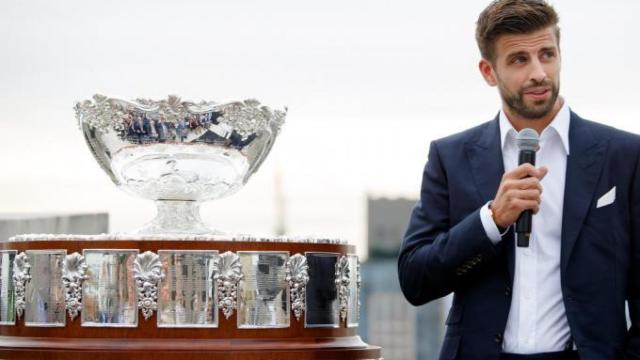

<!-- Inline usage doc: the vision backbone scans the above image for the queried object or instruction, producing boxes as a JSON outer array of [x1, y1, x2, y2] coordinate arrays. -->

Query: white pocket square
[[596, 186, 616, 208]]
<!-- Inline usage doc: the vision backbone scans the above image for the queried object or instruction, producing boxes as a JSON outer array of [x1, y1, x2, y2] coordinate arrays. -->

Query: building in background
[[0, 213, 109, 241], [359, 197, 449, 360]]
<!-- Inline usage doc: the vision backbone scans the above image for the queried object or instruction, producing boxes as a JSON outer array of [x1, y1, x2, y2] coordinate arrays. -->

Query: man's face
[[480, 26, 561, 120]]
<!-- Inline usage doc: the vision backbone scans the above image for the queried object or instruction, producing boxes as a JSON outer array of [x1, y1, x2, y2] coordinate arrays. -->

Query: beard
[[498, 79, 560, 120]]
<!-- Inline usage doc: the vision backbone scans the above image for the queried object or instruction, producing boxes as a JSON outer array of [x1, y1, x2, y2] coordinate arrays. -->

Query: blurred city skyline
[[1, 0, 639, 258]]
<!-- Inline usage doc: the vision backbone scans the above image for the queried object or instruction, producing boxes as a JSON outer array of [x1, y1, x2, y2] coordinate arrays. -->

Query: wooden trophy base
[[0, 239, 382, 360]]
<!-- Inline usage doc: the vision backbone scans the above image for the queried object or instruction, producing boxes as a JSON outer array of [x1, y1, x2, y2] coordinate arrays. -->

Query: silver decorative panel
[[304, 252, 339, 328], [336, 255, 350, 323], [12, 252, 31, 320], [62, 252, 88, 321], [0, 250, 17, 325], [237, 252, 289, 329], [286, 253, 309, 321], [346, 255, 360, 328], [25, 250, 66, 327], [157, 250, 218, 328], [81, 249, 138, 327], [213, 251, 242, 320], [133, 251, 164, 321]]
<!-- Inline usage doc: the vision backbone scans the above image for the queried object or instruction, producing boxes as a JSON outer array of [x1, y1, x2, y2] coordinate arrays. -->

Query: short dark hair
[[476, 0, 560, 63]]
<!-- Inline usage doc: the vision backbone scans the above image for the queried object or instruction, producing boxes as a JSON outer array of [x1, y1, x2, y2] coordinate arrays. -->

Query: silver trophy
[[74, 95, 286, 234]]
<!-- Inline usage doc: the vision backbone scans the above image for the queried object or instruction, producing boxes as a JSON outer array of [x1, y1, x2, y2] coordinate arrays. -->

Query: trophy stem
[[136, 200, 216, 235]]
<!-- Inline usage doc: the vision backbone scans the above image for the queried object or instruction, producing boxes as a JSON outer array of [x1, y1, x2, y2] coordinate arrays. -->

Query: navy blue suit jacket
[[398, 112, 640, 360]]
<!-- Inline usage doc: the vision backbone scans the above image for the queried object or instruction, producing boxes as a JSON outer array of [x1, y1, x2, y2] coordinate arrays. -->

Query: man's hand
[[491, 163, 548, 228]]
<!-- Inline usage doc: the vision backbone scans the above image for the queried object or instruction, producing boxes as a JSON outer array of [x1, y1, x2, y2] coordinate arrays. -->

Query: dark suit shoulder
[[574, 113, 640, 151], [432, 119, 495, 149]]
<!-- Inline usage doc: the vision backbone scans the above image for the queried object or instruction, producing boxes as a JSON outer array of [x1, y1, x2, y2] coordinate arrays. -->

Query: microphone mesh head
[[516, 128, 539, 151]]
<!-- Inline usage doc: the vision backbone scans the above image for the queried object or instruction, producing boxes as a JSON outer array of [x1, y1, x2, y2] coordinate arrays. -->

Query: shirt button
[[494, 333, 503, 344], [505, 286, 511, 296]]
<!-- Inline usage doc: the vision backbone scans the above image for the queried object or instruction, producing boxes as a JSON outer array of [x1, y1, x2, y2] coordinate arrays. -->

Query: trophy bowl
[[74, 95, 286, 234]]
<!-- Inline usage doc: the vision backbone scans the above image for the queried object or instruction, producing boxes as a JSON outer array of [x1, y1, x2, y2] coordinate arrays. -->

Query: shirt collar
[[499, 100, 571, 155]]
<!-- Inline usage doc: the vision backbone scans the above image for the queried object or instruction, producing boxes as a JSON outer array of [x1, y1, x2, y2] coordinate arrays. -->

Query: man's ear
[[479, 59, 497, 87]]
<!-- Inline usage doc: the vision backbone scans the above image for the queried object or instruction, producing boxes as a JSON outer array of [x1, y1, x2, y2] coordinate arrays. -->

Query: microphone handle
[[516, 149, 536, 247]]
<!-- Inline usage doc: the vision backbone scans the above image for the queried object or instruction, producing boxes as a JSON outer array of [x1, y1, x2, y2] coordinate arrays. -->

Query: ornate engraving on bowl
[[12, 252, 31, 320], [25, 250, 66, 327], [346, 255, 360, 328], [335, 255, 350, 323], [285, 253, 309, 321], [212, 251, 243, 320], [304, 252, 339, 328], [62, 252, 88, 321], [237, 252, 289, 329], [74, 95, 286, 235], [133, 251, 164, 320], [81, 250, 138, 327], [157, 251, 218, 328], [0, 251, 17, 325]]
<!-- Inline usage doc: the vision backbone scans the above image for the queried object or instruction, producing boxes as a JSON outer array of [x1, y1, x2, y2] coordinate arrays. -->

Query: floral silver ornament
[[218, 99, 286, 137], [285, 254, 309, 321], [62, 252, 88, 321], [133, 251, 164, 320], [212, 251, 243, 319], [335, 255, 351, 323], [356, 257, 361, 323], [12, 252, 31, 319]]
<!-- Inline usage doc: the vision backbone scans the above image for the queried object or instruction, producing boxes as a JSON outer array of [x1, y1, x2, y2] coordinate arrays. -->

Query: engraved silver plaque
[[237, 252, 289, 329], [25, 250, 66, 327], [346, 255, 360, 328], [304, 252, 339, 328], [0, 250, 17, 325], [81, 249, 138, 327], [157, 250, 218, 328]]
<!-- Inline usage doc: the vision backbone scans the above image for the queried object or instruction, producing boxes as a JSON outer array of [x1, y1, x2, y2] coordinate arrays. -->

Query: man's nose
[[529, 59, 547, 84]]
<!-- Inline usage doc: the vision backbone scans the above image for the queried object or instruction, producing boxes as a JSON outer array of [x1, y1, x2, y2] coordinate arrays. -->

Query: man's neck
[[503, 97, 564, 134]]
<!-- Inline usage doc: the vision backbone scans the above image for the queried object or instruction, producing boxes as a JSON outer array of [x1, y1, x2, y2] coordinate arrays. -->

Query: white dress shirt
[[479, 101, 572, 354]]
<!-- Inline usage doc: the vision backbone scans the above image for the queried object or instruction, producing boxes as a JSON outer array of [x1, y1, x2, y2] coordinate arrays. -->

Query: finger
[[505, 177, 541, 191], [536, 166, 549, 180], [507, 189, 541, 201], [504, 163, 538, 180], [512, 199, 540, 212]]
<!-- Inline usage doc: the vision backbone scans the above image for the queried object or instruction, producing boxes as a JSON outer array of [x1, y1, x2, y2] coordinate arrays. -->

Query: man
[[397, 1, 640, 359]]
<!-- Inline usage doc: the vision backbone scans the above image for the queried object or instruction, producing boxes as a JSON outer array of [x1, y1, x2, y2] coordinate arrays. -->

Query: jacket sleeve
[[397, 140, 502, 306], [625, 146, 640, 359]]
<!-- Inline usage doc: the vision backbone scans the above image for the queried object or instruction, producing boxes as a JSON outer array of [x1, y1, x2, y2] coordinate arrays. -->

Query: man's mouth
[[524, 87, 550, 101]]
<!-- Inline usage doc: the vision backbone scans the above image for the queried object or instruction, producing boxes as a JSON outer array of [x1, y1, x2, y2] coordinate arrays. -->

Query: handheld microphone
[[515, 128, 540, 247]]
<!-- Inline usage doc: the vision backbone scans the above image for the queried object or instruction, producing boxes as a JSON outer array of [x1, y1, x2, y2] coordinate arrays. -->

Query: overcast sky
[[1, 0, 639, 256]]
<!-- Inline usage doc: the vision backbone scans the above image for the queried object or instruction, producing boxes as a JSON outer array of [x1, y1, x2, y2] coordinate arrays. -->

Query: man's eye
[[542, 51, 555, 59], [512, 56, 527, 64]]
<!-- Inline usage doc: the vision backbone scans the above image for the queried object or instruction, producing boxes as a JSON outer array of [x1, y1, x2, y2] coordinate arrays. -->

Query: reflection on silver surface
[[346, 255, 360, 328], [157, 251, 218, 328], [237, 252, 289, 328], [25, 250, 66, 327], [12, 252, 31, 320], [81, 250, 138, 327], [335, 255, 350, 323], [62, 252, 88, 321], [74, 95, 286, 234], [213, 251, 243, 320], [304, 253, 339, 328], [133, 251, 164, 320], [0, 251, 17, 325], [285, 253, 309, 321]]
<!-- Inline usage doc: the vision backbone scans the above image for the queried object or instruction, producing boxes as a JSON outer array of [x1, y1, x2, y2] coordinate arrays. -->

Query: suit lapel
[[465, 117, 516, 283], [560, 112, 608, 272], [466, 117, 504, 202]]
